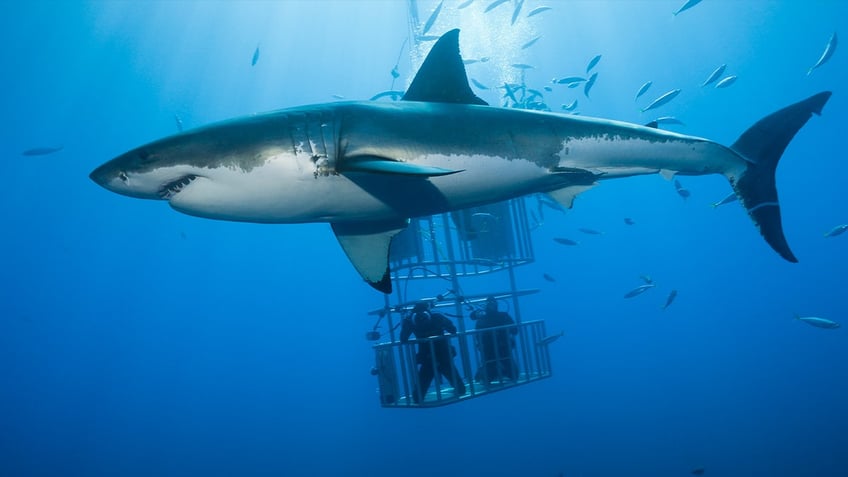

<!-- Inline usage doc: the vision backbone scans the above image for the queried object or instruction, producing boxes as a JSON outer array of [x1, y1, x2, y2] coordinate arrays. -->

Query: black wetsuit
[[474, 310, 518, 383], [401, 312, 466, 401]]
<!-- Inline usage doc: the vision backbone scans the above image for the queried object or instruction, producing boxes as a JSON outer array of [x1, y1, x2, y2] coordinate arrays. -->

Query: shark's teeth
[[158, 174, 197, 199]]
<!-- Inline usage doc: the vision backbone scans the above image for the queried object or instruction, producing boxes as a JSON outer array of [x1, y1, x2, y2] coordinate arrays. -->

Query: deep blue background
[[1, 1, 846, 476]]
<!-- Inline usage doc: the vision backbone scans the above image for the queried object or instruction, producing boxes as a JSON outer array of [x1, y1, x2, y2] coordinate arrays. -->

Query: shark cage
[[365, 198, 560, 408]]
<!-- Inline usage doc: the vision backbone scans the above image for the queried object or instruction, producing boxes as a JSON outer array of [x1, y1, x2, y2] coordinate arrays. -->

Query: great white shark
[[91, 29, 831, 293]]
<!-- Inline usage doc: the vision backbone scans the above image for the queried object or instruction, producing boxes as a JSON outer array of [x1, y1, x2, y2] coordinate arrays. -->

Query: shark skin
[[90, 29, 831, 293]]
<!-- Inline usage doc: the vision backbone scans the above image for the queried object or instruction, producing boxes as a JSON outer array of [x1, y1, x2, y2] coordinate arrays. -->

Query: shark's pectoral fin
[[331, 220, 408, 293], [342, 156, 462, 177], [545, 167, 600, 209], [546, 184, 597, 209]]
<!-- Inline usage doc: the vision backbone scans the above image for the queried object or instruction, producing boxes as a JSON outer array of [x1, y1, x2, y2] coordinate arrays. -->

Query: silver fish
[[522, 35, 541, 50], [537, 330, 564, 346], [511, 0, 524, 25], [553, 237, 579, 246], [22, 146, 64, 156], [586, 54, 602, 73], [624, 283, 655, 298], [824, 224, 848, 237], [369, 90, 404, 101], [635, 81, 653, 101], [624, 217, 636, 225], [471, 78, 489, 90], [711, 192, 738, 208], [554, 76, 586, 85], [795, 314, 840, 329], [422, 0, 443, 35], [458, 0, 475, 9], [641, 88, 681, 113], [701, 64, 727, 87], [511, 63, 535, 70], [527, 6, 552, 17], [561, 99, 578, 111], [578, 227, 603, 235], [584, 72, 598, 98], [715, 75, 737, 88], [251, 45, 260, 66], [673, 0, 703, 16], [543, 273, 556, 283], [484, 0, 509, 13], [808, 32, 837, 76], [661, 289, 678, 310]]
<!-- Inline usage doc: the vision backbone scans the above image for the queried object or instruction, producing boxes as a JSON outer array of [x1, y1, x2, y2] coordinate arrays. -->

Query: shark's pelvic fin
[[546, 184, 598, 210], [729, 91, 832, 262], [402, 29, 488, 106], [331, 220, 408, 293], [343, 156, 462, 177]]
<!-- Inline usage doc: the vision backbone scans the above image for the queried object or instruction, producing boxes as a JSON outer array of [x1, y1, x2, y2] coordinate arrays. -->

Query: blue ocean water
[[1, 1, 847, 476]]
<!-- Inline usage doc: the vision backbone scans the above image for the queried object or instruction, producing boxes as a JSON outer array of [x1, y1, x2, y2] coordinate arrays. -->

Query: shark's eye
[[137, 149, 155, 164], [118, 171, 129, 183]]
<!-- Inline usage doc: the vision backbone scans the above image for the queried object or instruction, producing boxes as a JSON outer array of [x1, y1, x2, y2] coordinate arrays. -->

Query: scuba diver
[[472, 296, 518, 383], [400, 301, 467, 403]]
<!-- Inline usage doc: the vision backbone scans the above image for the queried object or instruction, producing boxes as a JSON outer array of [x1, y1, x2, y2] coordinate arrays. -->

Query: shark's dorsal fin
[[331, 220, 408, 293], [402, 29, 488, 106]]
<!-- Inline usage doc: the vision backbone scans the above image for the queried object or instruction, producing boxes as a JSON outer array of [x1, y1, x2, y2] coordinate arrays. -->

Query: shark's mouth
[[158, 174, 198, 199]]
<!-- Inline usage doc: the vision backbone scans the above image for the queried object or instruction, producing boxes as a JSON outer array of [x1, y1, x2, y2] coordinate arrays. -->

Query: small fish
[[808, 32, 837, 75], [554, 76, 586, 85], [794, 314, 840, 329], [511, 63, 535, 70], [691, 469, 705, 476], [586, 54, 602, 73], [501, 83, 520, 104], [673, 0, 703, 16], [635, 81, 652, 101], [640, 275, 653, 284], [174, 114, 184, 132], [711, 192, 738, 208], [561, 100, 578, 111], [553, 237, 579, 246], [624, 283, 655, 298], [422, 0, 443, 35], [641, 89, 681, 113], [584, 72, 598, 98], [661, 289, 678, 310], [543, 273, 556, 282], [511, 0, 524, 24], [526, 88, 544, 100], [824, 224, 848, 237], [701, 64, 726, 87], [22, 146, 63, 156], [567, 82, 581, 89], [471, 78, 490, 90], [331, 94, 346, 100], [715, 75, 737, 88], [527, 6, 552, 17], [624, 217, 635, 225], [578, 227, 603, 235], [676, 187, 691, 200], [391, 66, 400, 79], [484, 0, 509, 13], [543, 86, 553, 92], [521, 35, 541, 50], [457, 0, 475, 9], [537, 330, 564, 346], [251, 45, 260, 66], [369, 90, 404, 101]]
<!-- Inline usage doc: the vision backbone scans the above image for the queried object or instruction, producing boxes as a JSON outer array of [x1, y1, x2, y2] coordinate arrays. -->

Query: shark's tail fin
[[729, 91, 831, 262]]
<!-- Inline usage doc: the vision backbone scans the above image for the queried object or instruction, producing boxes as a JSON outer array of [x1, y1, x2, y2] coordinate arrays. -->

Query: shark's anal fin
[[331, 220, 408, 293], [402, 29, 488, 106], [343, 156, 462, 177]]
